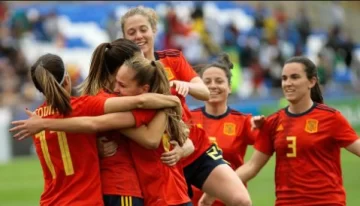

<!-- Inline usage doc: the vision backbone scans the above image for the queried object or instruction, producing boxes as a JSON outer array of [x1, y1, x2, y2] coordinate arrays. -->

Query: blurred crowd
[[144, 1, 358, 97], [0, 1, 81, 108], [0, 2, 31, 108], [0, 1, 359, 108]]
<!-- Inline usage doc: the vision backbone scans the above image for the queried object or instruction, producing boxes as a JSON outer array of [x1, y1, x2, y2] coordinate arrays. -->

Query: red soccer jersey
[[33, 95, 107, 206], [96, 90, 142, 197], [190, 107, 256, 206], [255, 103, 359, 206], [156, 49, 212, 167], [156, 49, 197, 122], [129, 109, 190, 206]]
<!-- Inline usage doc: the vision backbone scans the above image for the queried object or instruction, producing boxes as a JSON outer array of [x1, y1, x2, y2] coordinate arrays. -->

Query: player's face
[[114, 64, 149, 96], [202, 67, 231, 104], [282, 63, 315, 104], [123, 14, 155, 58]]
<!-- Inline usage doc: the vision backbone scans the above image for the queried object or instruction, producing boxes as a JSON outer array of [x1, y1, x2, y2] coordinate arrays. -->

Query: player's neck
[[288, 98, 314, 114], [144, 50, 155, 61], [205, 102, 228, 116]]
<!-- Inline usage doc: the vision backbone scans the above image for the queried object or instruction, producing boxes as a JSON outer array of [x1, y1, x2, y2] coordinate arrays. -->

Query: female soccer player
[[189, 53, 256, 206], [12, 55, 193, 206], [120, 6, 252, 206], [234, 56, 360, 206], [21, 53, 180, 206], [79, 38, 193, 206], [114, 56, 192, 206], [11, 38, 192, 206], [80, 38, 169, 206]]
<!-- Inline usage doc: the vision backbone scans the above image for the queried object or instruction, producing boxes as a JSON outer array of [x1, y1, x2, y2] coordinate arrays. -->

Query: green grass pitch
[[0, 136, 359, 206]]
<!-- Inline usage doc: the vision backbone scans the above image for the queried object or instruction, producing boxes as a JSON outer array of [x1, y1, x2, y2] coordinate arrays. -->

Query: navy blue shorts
[[103, 195, 144, 206], [183, 144, 227, 197]]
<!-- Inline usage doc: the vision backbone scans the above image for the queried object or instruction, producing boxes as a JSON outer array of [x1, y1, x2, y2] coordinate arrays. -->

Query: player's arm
[[171, 51, 209, 100], [235, 149, 271, 183], [250, 115, 266, 131], [237, 114, 275, 183], [105, 93, 181, 113], [10, 93, 180, 138], [170, 77, 209, 101], [345, 139, 360, 157], [180, 138, 194, 157], [50, 112, 137, 133], [119, 111, 167, 149], [11, 112, 138, 140], [161, 137, 194, 166], [332, 111, 360, 157], [187, 76, 210, 101]]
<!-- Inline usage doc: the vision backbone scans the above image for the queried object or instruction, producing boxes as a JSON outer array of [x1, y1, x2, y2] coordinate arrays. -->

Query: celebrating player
[[11, 39, 186, 206], [121, 6, 252, 206], [115, 56, 192, 206], [235, 56, 360, 206], [17, 53, 180, 206], [11, 52, 193, 206], [189, 53, 256, 206]]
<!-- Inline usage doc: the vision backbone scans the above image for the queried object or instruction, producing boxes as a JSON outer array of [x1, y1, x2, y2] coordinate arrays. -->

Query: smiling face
[[113, 64, 149, 96], [281, 62, 316, 104], [123, 14, 156, 59], [202, 66, 231, 104]]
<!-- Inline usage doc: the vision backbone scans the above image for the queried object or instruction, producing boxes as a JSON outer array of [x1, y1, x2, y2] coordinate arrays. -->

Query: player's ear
[[62, 75, 70, 86], [227, 84, 231, 95], [309, 76, 317, 89], [141, 84, 150, 93]]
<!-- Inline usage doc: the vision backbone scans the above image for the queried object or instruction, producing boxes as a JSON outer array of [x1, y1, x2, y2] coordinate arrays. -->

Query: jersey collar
[[201, 106, 231, 119], [285, 102, 317, 117]]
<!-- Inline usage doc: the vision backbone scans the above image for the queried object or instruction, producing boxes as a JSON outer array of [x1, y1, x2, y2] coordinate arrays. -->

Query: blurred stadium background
[[0, 1, 359, 205]]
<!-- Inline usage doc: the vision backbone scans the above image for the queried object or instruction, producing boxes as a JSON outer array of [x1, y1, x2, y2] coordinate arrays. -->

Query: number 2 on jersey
[[208, 137, 231, 164], [207, 137, 223, 160], [286, 136, 296, 158], [35, 131, 74, 179], [207, 145, 223, 160], [208, 137, 223, 159]]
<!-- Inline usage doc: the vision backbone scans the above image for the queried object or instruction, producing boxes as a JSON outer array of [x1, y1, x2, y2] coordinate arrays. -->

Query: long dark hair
[[285, 56, 324, 104], [79, 38, 142, 95], [30, 53, 72, 115], [123, 56, 188, 146], [197, 53, 234, 85]]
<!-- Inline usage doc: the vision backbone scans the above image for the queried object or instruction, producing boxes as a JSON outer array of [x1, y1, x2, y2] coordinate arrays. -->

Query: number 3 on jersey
[[286, 136, 297, 158], [35, 131, 74, 179]]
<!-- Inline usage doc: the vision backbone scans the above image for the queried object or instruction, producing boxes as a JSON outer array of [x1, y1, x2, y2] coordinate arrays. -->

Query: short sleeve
[[171, 51, 198, 82], [82, 95, 108, 116], [332, 111, 359, 147], [244, 115, 256, 145], [254, 115, 277, 156], [131, 109, 157, 128]]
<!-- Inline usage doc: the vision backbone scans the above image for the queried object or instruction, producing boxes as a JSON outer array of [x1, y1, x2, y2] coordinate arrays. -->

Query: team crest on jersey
[[305, 119, 318, 133], [164, 67, 175, 80], [223, 122, 236, 136]]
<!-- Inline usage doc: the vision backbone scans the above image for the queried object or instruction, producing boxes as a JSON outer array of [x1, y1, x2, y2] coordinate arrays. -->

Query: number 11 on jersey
[[35, 131, 74, 179]]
